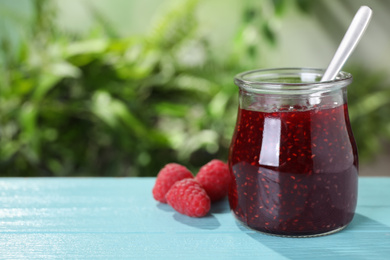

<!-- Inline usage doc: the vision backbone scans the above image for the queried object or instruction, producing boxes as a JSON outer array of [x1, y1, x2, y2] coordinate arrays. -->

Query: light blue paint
[[0, 177, 389, 259]]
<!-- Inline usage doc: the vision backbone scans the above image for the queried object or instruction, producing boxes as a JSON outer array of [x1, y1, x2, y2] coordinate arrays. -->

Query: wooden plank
[[0, 177, 389, 259]]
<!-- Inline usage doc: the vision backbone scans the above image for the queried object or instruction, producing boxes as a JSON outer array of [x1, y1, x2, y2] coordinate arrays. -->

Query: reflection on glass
[[259, 117, 281, 167]]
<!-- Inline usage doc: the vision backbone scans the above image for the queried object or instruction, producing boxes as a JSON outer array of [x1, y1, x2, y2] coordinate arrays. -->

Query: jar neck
[[235, 68, 352, 112], [239, 87, 348, 112], [235, 68, 352, 95]]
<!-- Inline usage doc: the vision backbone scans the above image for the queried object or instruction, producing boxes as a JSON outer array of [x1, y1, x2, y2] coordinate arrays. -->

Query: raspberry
[[195, 159, 231, 202], [152, 163, 193, 203], [165, 179, 210, 217]]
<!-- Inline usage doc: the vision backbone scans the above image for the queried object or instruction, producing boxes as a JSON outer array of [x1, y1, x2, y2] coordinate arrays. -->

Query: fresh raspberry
[[165, 179, 210, 217], [195, 159, 231, 202], [152, 163, 193, 203]]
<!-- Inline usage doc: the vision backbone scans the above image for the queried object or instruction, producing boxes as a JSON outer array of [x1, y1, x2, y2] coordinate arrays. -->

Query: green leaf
[[33, 73, 62, 101], [172, 73, 216, 94], [243, 8, 257, 23], [208, 91, 230, 118], [65, 40, 109, 57], [295, 0, 312, 13], [91, 90, 148, 137], [262, 22, 277, 46], [18, 102, 40, 162], [0, 141, 20, 161], [65, 39, 109, 66], [84, 1, 120, 38], [349, 90, 390, 121], [49, 62, 81, 78], [91, 91, 119, 128], [154, 102, 189, 117], [272, 0, 287, 16], [148, 0, 198, 49]]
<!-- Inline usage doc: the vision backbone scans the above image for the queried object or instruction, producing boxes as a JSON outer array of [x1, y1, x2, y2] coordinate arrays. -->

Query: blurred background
[[0, 0, 389, 177]]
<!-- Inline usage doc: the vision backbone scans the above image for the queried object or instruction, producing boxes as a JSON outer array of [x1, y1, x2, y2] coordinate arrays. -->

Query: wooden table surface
[[1, 177, 389, 259]]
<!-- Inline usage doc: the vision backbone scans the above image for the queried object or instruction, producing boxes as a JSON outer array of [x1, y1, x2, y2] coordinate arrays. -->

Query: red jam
[[228, 104, 358, 236]]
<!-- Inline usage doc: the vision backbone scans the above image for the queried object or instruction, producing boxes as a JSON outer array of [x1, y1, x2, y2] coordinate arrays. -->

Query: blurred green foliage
[[0, 0, 389, 176], [347, 66, 390, 161]]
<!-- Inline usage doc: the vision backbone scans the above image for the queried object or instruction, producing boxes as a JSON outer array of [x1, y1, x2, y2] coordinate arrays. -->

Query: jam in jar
[[228, 68, 358, 237]]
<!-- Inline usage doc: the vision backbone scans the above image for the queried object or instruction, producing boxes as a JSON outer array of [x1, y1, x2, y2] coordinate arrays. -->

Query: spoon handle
[[321, 6, 372, 81]]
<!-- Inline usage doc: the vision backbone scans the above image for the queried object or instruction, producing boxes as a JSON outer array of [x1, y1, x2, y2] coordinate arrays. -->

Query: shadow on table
[[156, 199, 230, 230], [236, 213, 390, 259], [210, 199, 230, 214], [173, 213, 220, 230], [156, 203, 175, 212]]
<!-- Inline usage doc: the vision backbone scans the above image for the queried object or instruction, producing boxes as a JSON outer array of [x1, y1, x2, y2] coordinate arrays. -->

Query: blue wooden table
[[1, 177, 389, 259]]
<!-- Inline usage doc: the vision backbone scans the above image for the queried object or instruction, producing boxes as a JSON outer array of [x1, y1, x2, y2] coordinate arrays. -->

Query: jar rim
[[234, 68, 352, 94]]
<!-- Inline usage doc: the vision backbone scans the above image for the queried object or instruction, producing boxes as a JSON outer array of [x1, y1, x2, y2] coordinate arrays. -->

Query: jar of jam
[[228, 68, 358, 237]]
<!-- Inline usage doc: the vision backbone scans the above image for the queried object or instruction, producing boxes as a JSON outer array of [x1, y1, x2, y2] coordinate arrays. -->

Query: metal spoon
[[321, 6, 372, 81]]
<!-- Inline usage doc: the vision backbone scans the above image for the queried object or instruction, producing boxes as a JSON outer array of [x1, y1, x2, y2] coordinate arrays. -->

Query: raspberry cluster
[[152, 160, 230, 217]]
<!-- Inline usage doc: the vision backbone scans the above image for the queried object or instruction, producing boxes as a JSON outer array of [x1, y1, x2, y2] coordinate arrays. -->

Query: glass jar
[[228, 68, 358, 237]]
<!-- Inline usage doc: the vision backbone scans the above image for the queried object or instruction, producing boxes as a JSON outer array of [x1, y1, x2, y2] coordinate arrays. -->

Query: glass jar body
[[228, 68, 358, 237]]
